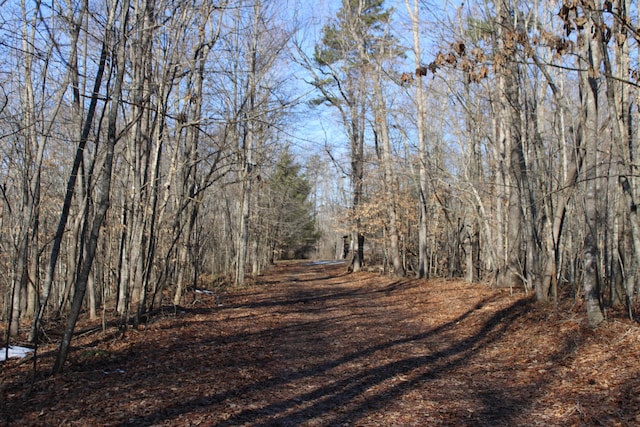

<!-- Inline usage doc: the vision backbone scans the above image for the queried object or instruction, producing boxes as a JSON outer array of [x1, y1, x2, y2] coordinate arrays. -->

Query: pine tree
[[265, 151, 320, 261]]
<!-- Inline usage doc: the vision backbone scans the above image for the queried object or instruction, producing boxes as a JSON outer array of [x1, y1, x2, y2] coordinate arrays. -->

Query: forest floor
[[2, 261, 640, 426]]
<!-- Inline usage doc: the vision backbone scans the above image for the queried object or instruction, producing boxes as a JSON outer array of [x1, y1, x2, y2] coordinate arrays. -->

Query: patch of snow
[[0, 346, 34, 362]]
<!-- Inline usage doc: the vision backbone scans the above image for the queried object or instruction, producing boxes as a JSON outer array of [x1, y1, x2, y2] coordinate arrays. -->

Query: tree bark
[[33, 5, 109, 340], [577, 4, 604, 327], [373, 59, 404, 277], [405, 0, 429, 279], [53, 0, 130, 373], [236, 1, 261, 286]]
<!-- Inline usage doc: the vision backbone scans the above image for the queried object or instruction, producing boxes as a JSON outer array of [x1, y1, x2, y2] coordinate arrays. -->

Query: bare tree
[[53, 0, 129, 373], [31, 0, 109, 339], [405, 0, 430, 279], [371, 46, 405, 276], [310, 0, 399, 272]]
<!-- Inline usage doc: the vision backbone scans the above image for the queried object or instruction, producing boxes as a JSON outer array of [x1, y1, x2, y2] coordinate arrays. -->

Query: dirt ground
[[2, 261, 640, 426]]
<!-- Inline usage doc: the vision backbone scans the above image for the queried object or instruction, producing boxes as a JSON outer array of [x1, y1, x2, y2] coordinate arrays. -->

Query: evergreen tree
[[315, 0, 393, 67], [265, 151, 320, 260]]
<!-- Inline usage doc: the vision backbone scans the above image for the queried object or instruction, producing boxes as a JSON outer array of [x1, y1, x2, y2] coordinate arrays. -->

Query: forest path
[[4, 261, 640, 426]]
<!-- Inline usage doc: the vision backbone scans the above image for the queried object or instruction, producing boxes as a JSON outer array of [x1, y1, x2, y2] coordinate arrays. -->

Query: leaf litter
[[2, 261, 640, 426]]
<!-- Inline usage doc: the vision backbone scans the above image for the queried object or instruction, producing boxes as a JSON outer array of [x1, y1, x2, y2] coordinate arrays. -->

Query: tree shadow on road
[[97, 295, 555, 427], [5, 262, 633, 426]]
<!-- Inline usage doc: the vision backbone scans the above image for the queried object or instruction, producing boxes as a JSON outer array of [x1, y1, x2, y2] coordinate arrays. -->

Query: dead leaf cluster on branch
[[397, 41, 489, 85], [399, 0, 639, 86]]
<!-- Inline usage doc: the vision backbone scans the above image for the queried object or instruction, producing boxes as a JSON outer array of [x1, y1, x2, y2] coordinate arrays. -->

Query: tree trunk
[[373, 59, 404, 277], [17, 0, 50, 337], [32, 10, 109, 341], [492, 5, 529, 291], [405, 0, 429, 279], [53, 0, 130, 373], [236, 1, 261, 285], [529, 51, 580, 303], [349, 88, 366, 273], [577, 5, 604, 327]]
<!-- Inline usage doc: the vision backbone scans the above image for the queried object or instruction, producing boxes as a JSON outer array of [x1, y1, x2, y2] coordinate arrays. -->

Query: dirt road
[[3, 261, 639, 426]]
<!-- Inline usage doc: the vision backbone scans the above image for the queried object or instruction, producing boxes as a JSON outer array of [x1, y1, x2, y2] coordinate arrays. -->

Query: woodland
[[1, 0, 640, 407]]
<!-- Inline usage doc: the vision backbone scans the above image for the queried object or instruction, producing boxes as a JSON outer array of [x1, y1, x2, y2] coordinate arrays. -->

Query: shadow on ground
[[3, 261, 638, 426]]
